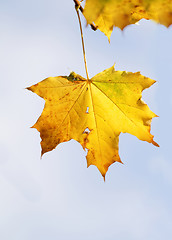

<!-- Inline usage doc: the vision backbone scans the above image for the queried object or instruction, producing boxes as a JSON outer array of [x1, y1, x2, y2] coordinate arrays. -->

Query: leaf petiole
[[74, 1, 89, 80]]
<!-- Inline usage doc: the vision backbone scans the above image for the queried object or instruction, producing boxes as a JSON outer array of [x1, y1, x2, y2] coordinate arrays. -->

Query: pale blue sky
[[0, 0, 172, 239]]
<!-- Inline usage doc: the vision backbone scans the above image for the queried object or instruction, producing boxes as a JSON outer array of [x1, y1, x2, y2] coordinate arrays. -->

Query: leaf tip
[[119, 159, 124, 164], [31, 123, 37, 129], [26, 86, 32, 91], [152, 79, 157, 85], [41, 148, 46, 157], [152, 140, 160, 148]]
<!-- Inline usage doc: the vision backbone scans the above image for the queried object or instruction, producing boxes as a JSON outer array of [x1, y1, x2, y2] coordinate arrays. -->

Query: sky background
[[0, 0, 172, 239]]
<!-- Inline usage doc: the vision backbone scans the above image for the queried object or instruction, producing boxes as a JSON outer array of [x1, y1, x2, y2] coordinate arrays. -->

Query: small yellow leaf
[[27, 66, 158, 178], [83, 0, 172, 40]]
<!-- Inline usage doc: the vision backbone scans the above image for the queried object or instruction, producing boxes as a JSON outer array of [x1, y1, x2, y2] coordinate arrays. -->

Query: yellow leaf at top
[[27, 66, 158, 178], [83, 0, 172, 40]]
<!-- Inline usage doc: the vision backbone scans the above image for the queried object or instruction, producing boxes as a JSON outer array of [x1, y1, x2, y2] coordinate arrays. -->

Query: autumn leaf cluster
[[27, 0, 172, 177]]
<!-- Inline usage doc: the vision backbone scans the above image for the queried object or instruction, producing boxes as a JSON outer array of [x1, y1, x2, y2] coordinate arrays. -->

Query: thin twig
[[75, 4, 89, 80], [73, 0, 97, 31]]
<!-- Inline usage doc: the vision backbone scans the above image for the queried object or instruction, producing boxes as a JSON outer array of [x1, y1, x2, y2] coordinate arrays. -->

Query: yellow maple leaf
[[83, 0, 172, 40], [27, 66, 158, 178]]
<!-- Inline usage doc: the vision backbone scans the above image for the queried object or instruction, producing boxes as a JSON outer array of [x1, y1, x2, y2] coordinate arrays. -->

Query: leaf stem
[[75, 2, 89, 80], [73, 0, 97, 31]]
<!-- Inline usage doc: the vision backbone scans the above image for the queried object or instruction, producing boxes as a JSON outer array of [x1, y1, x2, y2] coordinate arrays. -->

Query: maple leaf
[[83, 0, 172, 40], [27, 66, 158, 178]]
